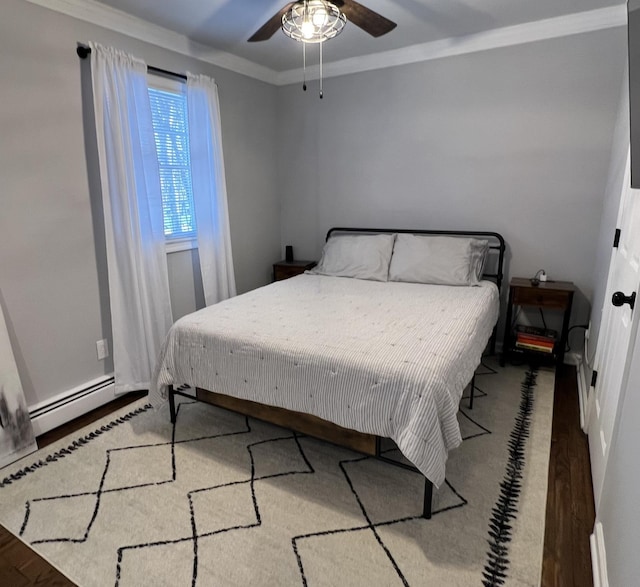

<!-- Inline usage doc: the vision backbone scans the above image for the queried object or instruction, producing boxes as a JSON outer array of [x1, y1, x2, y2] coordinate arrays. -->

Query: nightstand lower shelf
[[505, 346, 558, 367], [501, 277, 575, 368]]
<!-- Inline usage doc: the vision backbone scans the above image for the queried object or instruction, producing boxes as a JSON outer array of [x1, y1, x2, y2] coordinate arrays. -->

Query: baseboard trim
[[563, 351, 581, 366], [591, 522, 610, 587], [29, 375, 117, 437]]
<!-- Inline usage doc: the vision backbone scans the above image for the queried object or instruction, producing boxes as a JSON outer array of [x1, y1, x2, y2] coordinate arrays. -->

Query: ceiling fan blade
[[248, 3, 295, 42], [336, 0, 397, 37]]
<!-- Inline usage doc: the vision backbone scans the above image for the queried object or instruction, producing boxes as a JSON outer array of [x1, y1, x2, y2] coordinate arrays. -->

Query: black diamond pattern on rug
[[0, 360, 550, 587], [104, 444, 174, 490], [20, 493, 98, 543], [288, 364, 498, 587], [459, 408, 492, 440], [18, 401, 251, 547], [115, 424, 316, 585]]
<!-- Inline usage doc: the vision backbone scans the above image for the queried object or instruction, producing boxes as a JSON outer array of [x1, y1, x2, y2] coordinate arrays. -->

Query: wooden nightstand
[[502, 277, 575, 367], [273, 260, 316, 281]]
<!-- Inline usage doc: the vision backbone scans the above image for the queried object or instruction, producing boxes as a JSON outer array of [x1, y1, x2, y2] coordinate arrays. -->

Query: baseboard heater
[[577, 329, 593, 432], [29, 375, 116, 437]]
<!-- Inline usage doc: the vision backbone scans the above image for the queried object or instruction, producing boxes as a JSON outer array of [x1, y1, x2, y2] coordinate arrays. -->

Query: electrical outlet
[[96, 339, 109, 361]]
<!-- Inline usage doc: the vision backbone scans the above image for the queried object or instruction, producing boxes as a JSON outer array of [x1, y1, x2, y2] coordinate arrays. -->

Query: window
[[148, 79, 196, 247]]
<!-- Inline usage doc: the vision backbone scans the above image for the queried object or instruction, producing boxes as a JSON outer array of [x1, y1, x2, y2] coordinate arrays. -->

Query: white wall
[[277, 28, 627, 346], [0, 0, 280, 407], [587, 67, 630, 366]]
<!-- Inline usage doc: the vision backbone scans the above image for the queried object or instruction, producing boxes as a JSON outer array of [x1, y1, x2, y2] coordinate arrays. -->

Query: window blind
[[148, 87, 196, 239]]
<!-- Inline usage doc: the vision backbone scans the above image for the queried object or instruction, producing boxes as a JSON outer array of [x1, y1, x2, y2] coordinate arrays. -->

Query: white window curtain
[[186, 73, 237, 305], [89, 42, 173, 394]]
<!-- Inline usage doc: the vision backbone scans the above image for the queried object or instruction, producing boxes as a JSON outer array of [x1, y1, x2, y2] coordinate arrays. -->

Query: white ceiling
[[89, 0, 623, 72]]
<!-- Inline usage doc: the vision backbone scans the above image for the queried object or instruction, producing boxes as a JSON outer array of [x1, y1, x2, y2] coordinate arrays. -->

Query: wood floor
[[0, 369, 594, 586], [541, 365, 596, 586]]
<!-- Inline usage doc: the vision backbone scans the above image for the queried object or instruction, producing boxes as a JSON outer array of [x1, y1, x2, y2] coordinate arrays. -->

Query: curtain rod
[[76, 45, 187, 81]]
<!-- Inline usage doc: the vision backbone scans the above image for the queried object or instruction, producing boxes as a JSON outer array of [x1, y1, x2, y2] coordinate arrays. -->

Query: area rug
[[0, 360, 554, 586]]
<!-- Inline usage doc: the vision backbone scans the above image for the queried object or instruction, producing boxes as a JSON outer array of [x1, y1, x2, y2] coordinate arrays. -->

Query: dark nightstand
[[273, 260, 316, 281], [502, 277, 575, 367]]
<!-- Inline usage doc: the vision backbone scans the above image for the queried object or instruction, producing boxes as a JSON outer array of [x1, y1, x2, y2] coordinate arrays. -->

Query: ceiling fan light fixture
[[282, 0, 346, 43]]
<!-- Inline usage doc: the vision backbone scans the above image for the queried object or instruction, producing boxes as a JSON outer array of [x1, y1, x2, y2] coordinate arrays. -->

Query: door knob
[[612, 291, 636, 310]]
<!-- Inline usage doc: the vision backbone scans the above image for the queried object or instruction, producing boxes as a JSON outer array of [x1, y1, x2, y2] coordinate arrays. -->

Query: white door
[[588, 149, 640, 507], [592, 316, 640, 587]]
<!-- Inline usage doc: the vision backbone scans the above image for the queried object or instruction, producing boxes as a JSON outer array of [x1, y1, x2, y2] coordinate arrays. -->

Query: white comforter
[[151, 274, 499, 487]]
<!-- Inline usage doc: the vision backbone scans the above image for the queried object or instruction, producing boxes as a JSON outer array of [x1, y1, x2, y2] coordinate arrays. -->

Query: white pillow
[[309, 234, 396, 281], [388, 234, 489, 286]]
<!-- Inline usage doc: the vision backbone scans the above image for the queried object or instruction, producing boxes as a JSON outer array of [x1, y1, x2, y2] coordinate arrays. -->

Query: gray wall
[[0, 0, 280, 406], [277, 28, 627, 345], [0, 0, 628, 414]]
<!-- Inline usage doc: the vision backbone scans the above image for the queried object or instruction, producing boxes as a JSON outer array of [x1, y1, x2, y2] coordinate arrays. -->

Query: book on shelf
[[511, 325, 559, 354], [516, 334, 555, 349], [514, 341, 555, 353], [515, 325, 558, 341]]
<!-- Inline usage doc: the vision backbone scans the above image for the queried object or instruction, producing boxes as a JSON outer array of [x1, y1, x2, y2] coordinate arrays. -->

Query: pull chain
[[302, 43, 307, 91], [319, 41, 323, 99]]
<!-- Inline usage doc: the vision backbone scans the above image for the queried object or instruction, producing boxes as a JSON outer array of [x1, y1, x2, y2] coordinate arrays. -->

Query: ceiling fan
[[248, 0, 396, 96], [248, 0, 397, 43]]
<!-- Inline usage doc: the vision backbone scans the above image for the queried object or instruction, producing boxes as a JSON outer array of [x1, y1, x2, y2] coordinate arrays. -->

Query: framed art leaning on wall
[[0, 299, 36, 469]]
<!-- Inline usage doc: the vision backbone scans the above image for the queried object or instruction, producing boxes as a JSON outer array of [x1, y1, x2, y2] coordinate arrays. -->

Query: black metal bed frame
[[167, 228, 506, 520]]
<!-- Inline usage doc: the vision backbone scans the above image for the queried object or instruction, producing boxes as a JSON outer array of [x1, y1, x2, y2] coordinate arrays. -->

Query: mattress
[[151, 274, 500, 487]]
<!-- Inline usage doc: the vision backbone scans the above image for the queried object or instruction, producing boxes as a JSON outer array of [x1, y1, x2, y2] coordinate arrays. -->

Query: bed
[[150, 228, 505, 518]]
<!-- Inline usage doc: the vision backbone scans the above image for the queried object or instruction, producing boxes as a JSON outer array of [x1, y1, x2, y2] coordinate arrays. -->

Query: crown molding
[[276, 5, 627, 85], [25, 0, 626, 87], [24, 0, 278, 84]]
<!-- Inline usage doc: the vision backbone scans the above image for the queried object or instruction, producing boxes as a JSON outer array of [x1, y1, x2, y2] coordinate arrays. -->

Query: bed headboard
[[325, 227, 506, 294]]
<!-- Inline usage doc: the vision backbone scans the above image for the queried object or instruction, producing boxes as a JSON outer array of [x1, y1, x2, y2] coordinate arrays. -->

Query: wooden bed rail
[[167, 384, 434, 518]]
